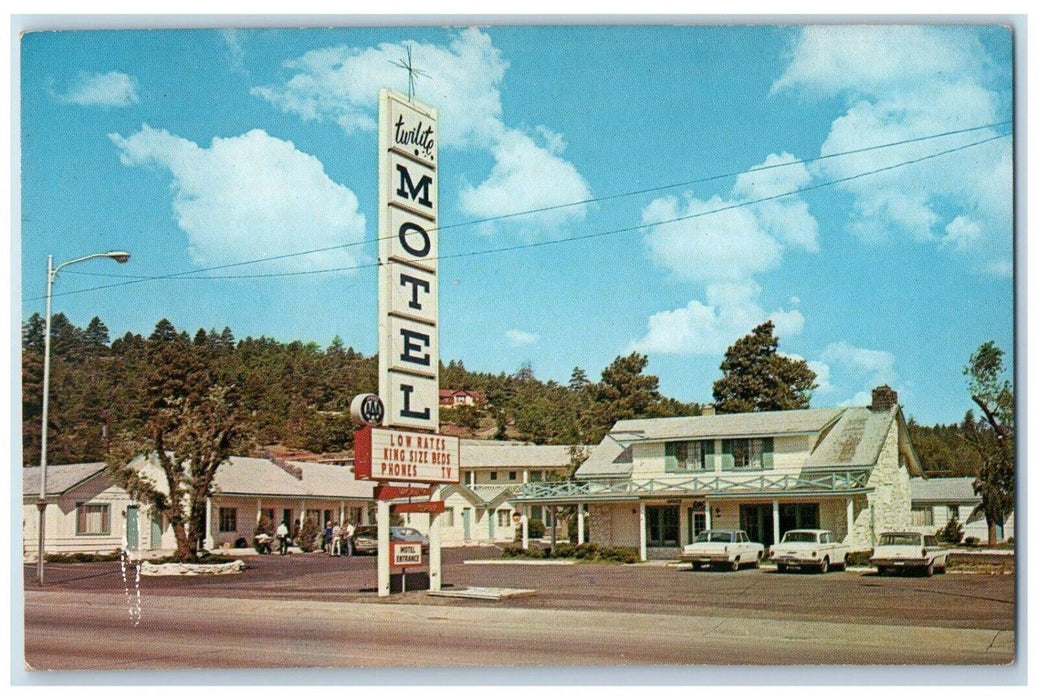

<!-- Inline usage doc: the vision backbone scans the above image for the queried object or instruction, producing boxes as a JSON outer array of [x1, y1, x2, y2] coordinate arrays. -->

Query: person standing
[[276, 521, 290, 555], [331, 522, 343, 557], [345, 519, 356, 557], [323, 521, 333, 554]]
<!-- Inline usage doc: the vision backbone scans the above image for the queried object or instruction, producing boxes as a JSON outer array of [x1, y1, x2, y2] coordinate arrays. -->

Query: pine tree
[[712, 321, 817, 414]]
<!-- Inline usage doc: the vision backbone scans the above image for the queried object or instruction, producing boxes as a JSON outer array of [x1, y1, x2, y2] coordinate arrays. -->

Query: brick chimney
[[701, 404, 716, 416], [869, 385, 898, 412]]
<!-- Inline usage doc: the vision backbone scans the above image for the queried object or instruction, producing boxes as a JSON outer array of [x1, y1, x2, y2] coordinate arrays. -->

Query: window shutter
[[703, 440, 715, 470], [721, 440, 734, 470], [762, 437, 774, 469], [664, 442, 678, 473]]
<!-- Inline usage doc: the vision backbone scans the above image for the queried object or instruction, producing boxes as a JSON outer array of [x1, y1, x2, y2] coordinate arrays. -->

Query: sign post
[[369, 87, 458, 597]]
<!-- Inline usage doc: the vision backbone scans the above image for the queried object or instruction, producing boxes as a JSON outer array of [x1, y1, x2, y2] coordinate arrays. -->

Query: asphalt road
[[22, 548, 1017, 670]]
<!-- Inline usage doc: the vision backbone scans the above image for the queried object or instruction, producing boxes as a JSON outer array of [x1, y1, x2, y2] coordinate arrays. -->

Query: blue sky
[[18, 24, 1015, 426]]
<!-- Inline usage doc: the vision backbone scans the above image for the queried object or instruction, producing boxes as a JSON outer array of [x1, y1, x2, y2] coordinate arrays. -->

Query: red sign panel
[[376, 484, 433, 500], [393, 501, 446, 514], [354, 425, 461, 483]]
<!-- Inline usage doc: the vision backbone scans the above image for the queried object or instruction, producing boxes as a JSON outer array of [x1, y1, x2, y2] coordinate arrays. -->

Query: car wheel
[[876, 566, 886, 576], [730, 558, 740, 572], [924, 561, 934, 577], [819, 557, 829, 574], [776, 563, 788, 573], [691, 562, 702, 571], [756, 551, 764, 568]]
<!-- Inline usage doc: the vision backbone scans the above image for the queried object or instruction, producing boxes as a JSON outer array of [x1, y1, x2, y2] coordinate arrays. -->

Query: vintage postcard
[[15, 20, 1017, 681]]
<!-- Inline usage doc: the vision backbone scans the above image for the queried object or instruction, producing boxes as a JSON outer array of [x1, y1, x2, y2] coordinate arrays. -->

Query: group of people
[[323, 520, 356, 557], [272, 519, 355, 556]]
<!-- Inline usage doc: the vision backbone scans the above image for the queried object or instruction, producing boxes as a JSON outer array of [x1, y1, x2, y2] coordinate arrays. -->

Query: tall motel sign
[[353, 88, 461, 597]]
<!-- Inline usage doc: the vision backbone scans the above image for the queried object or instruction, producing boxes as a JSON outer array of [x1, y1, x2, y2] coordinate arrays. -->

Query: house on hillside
[[24, 456, 375, 557], [512, 386, 924, 560], [438, 389, 487, 408], [909, 476, 1015, 542]]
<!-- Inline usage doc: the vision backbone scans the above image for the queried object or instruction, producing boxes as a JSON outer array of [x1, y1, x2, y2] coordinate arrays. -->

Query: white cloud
[[57, 71, 138, 107], [109, 124, 366, 273], [221, 30, 246, 72], [505, 329, 540, 346], [630, 282, 804, 356], [811, 341, 898, 405], [773, 26, 1012, 275], [253, 29, 589, 235]]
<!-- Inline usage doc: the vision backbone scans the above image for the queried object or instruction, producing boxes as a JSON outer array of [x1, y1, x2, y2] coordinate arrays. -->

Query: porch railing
[[513, 470, 872, 502]]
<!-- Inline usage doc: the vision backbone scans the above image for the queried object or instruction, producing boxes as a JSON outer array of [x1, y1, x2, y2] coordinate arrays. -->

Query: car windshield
[[354, 527, 377, 537], [695, 531, 734, 543], [782, 532, 818, 543], [879, 533, 922, 546]]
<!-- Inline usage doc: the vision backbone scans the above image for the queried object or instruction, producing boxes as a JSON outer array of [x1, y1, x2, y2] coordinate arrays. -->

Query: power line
[[28, 124, 1011, 301]]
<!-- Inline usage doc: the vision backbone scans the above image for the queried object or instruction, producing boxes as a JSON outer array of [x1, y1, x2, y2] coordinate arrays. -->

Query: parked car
[[350, 525, 430, 555], [681, 529, 764, 571], [769, 529, 849, 573], [870, 531, 948, 577]]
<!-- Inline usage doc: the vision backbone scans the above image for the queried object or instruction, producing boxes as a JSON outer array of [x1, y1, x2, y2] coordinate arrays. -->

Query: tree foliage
[[961, 341, 1014, 546], [712, 321, 817, 414]]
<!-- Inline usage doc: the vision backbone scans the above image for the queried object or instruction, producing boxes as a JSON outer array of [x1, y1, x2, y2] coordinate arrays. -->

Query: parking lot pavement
[[22, 547, 1015, 632]]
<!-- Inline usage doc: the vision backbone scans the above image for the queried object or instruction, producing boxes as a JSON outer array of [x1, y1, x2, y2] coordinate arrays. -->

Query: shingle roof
[[459, 440, 576, 469], [910, 477, 982, 504], [574, 436, 634, 478], [803, 407, 896, 470], [609, 407, 846, 443], [22, 463, 107, 497]]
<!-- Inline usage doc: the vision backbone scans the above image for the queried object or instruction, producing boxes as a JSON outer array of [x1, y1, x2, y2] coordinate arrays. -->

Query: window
[[497, 510, 512, 527], [508, 471, 517, 481], [219, 507, 237, 532], [490, 471, 498, 481], [665, 440, 712, 472], [911, 507, 934, 526], [722, 438, 774, 470], [76, 503, 110, 535], [443, 509, 455, 527], [947, 505, 959, 521]]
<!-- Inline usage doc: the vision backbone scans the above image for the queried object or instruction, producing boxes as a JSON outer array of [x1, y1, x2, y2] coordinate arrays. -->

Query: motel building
[[24, 455, 375, 557], [512, 386, 924, 560], [398, 440, 579, 545]]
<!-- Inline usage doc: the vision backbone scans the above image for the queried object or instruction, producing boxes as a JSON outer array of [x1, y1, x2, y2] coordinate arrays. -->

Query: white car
[[681, 529, 764, 571], [769, 529, 850, 574], [870, 531, 948, 577]]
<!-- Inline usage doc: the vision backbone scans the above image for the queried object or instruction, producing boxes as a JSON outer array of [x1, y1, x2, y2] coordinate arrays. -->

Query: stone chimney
[[701, 404, 716, 416], [869, 385, 898, 412]]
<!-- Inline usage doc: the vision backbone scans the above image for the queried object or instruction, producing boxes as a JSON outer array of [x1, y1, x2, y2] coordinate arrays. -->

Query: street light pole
[[37, 250, 130, 585]]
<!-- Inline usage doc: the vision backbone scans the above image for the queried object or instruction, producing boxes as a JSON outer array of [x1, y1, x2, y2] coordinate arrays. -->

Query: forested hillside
[[21, 315, 698, 465]]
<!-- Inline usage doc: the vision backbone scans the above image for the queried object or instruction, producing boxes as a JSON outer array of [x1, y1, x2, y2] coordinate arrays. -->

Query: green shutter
[[721, 440, 734, 470], [664, 442, 678, 472], [702, 440, 715, 471], [762, 437, 774, 469]]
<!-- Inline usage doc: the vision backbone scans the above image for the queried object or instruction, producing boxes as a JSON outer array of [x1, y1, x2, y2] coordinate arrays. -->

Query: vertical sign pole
[[429, 486, 442, 591], [377, 499, 391, 597]]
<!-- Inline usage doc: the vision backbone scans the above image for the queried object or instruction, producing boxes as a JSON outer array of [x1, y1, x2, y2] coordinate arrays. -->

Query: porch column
[[638, 502, 647, 562], [522, 506, 529, 549], [704, 499, 712, 530], [772, 499, 780, 546], [339, 501, 345, 526], [523, 469, 529, 484], [256, 498, 262, 525], [204, 497, 213, 549], [846, 497, 855, 543], [577, 503, 585, 545]]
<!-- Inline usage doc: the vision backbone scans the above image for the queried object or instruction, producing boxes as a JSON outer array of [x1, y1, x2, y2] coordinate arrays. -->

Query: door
[[150, 511, 163, 549], [779, 503, 820, 535], [739, 504, 772, 547], [688, 507, 707, 542], [462, 508, 471, 540], [646, 506, 679, 547], [126, 505, 139, 550]]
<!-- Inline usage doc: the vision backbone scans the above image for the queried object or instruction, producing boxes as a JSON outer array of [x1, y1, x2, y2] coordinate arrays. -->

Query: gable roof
[[22, 463, 108, 497], [910, 477, 982, 504], [803, 407, 898, 470], [609, 407, 846, 443], [459, 440, 577, 469], [574, 436, 634, 479]]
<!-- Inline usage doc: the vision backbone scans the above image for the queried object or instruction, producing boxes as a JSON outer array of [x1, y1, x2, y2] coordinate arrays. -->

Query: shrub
[[964, 536, 981, 547], [597, 546, 638, 564], [937, 517, 964, 545], [501, 544, 525, 558], [298, 516, 321, 553], [45, 551, 123, 563], [573, 542, 599, 559], [551, 543, 576, 559], [527, 518, 546, 539]]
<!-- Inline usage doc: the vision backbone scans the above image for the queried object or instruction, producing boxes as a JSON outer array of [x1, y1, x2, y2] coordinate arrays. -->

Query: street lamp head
[[107, 251, 131, 264]]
